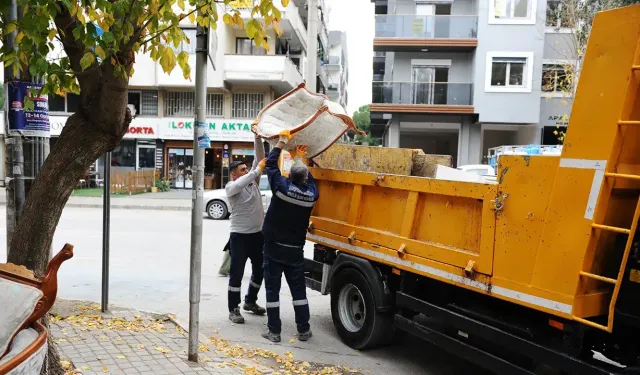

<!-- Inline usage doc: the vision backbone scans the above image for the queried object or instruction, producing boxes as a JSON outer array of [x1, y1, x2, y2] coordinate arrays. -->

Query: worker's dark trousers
[[228, 232, 264, 312], [263, 242, 310, 334]]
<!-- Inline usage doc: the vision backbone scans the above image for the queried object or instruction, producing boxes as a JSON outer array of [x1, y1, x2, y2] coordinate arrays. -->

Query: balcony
[[223, 55, 303, 93], [374, 15, 478, 52], [371, 81, 474, 114], [232, 0, 307, 51]]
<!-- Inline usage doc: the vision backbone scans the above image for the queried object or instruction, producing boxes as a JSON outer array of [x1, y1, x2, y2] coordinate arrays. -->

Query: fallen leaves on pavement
[[50, 304, 168, 333], [206, 335, 362, 375]]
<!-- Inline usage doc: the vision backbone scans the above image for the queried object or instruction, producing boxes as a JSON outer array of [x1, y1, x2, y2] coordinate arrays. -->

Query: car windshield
[[259, 176, 270, 191]]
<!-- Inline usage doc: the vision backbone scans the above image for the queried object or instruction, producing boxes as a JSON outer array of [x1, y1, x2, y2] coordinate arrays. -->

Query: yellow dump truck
[[304, 6, 640, 374]]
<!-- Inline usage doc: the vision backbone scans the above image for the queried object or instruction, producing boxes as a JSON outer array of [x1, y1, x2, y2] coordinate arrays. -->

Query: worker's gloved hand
[[257, 158, 267, 172], [295, 145, 308, 157], [278, 129, 294, 144]]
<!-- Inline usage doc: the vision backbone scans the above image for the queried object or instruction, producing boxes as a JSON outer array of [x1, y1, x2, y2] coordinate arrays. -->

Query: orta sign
[[159, 119, 254, 142], [49, 116, 159, 139]]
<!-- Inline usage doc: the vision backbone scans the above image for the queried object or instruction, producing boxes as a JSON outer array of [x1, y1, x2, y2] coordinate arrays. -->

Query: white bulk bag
[[252, 83, 363, 158]]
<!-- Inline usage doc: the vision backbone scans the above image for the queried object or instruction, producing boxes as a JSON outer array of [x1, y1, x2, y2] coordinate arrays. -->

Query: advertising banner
[[7, 81, 50, 137]]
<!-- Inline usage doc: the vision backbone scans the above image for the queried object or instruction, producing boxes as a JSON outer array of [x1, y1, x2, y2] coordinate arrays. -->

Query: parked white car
[[203, 175, 272, 220]]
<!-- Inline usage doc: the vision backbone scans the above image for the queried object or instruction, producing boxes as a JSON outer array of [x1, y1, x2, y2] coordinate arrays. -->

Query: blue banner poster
[[7, 81, 50, 138]]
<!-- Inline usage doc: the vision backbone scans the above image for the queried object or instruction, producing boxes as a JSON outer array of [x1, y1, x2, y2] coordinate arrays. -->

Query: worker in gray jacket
[[225, 134, 267, 324]]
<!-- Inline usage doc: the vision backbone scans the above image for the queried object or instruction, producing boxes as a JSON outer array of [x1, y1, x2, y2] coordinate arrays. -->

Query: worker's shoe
[[261, 329, 281, 343], [229, 308, 245, 324], [243, 302, 266, 315], [297, 330, 313, 342]]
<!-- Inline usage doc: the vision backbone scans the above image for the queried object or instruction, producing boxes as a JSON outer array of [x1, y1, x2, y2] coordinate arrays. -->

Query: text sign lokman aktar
[[7, 81, 50, 138]]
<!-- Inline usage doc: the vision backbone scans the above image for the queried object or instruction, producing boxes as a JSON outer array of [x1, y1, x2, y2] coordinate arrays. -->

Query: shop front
[[158, 118, 256, 189], [50, 116, 161, 183]]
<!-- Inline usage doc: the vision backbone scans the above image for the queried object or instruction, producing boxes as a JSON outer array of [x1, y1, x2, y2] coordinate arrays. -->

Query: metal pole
[[305, 0, 318, 92], [101, 152, 111, 313], [188, 22, 208, 362], [3, 0, 26, 251]]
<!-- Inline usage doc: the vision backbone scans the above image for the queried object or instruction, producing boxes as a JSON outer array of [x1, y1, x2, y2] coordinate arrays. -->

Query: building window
[[166, 91, 225, 117], [66, 93, 81, 113], [141, 91, 158, 116], [128, 91, 158, 116], [48, 95, 66, 112], [47, 93, 81, 113], [165, 91, 195, 117], [171, 28, 197, 54], [232, 93, 264, 119], [206, 93, 224, 117], [485, 52, 534, 92], [235, 38, 266, 55], [542, 64, 573, 94], [489, 0, 537, 24], [545, 1, 572, 28]]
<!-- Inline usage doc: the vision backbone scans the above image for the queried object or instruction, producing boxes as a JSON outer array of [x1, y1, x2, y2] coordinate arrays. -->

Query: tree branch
[[138, 4, 206, 46], [53, 1, 88, 74]]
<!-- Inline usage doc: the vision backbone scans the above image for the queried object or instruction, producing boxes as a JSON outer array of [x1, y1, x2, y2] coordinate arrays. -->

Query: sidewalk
[[51, 300, 361, 375], [0, 188, 192, 211]]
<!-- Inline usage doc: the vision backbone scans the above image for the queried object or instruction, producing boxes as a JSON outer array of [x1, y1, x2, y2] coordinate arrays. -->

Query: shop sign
[[49, 115, 159, 139], [127, 126, 156, 135], [160, 118, 254, 142]]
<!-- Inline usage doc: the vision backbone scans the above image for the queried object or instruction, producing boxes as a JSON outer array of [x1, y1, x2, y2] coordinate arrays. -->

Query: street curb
[[0, 201, 191, 211]]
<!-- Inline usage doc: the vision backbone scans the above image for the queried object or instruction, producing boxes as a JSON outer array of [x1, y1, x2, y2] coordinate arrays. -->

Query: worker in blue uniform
[[261, 131, 319, 343]]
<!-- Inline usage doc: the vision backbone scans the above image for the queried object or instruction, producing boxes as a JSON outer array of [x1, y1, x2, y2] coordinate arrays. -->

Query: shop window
[[138, 146, 156, 169], [232, 93, 264, 119], [49, 94, 66, 112], [111, 139, 136, 168]]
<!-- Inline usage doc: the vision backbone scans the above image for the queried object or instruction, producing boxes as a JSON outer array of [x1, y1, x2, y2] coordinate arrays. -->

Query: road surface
[[0, 206, 484, 375]]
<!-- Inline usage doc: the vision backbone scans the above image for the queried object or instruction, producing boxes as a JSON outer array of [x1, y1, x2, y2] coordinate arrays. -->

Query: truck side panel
[[308, 168, 498, 275]]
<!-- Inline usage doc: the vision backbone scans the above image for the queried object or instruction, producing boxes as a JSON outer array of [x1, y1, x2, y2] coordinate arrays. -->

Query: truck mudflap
[[395, 292, 624, 375], [304, 258, 331, 295]]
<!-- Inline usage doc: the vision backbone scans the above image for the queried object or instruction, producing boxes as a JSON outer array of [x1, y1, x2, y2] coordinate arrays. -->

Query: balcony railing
[[375, 15, 478, 39], [372, 82, 473, 106]]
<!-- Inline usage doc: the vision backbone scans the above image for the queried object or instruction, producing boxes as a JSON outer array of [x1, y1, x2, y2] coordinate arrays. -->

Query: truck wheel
[[330, 268, 393, 349]]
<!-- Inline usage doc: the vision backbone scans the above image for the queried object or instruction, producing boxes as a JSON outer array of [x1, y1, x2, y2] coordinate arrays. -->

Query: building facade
[[326, 31, 349, 111], [371, 0, 574, 166], [1, 0, 332, 189]]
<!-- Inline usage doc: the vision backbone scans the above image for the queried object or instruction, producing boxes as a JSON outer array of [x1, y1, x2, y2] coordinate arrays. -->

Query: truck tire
[[330, 267, 393, 349]]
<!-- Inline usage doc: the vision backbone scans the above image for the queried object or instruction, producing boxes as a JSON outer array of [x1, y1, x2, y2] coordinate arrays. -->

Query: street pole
[[305, 0, 318, 93], [3, 0, 25, 250], [188, 22, 208, 362], [101, 152, 111, 313]]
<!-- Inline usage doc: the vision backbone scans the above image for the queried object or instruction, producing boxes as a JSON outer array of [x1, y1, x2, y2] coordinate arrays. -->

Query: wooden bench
[[0, 245, 74, 375]]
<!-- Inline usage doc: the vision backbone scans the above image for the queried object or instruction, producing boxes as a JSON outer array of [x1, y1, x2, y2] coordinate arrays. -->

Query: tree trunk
[[6, 110, 130, 272], [5, 63, 132, 374]]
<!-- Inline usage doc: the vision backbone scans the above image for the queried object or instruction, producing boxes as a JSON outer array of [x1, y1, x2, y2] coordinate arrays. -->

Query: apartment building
[[0, 0, 331, 189], [370, 0, 574, 166], [325, 31, 349, 111]]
